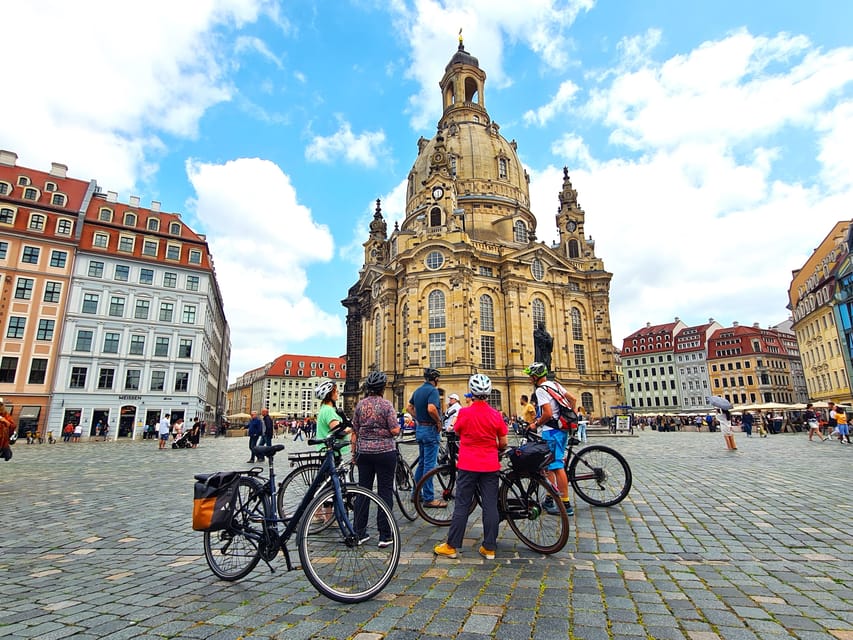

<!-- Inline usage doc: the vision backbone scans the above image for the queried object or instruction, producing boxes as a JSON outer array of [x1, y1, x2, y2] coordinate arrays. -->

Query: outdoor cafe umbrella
[[226, 412, 251, 421]]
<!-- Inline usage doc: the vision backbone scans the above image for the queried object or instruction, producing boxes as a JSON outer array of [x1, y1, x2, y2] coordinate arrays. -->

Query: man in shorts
[[158, 413, 171, 449]]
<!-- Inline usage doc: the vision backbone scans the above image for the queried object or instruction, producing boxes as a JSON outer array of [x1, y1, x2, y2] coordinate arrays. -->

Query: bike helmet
[[314, 379, 336, 400], [364, 370, 387, 392], [468, 373, 492, 397], [523, 362, 548, 378], [424, 367, 441, 381]]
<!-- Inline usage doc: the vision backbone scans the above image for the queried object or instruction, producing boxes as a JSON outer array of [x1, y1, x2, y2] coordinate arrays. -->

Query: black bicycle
[[201, 426, 400, 603]]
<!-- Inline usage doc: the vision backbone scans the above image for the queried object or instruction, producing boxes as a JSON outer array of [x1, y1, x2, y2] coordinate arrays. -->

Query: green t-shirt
[[316, 404, 350, 456]]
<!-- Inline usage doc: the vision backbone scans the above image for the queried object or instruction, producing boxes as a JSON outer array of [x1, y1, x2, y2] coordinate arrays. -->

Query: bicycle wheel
[[394, 456, 417, 521], [569, 445, 632, 507], [277, 463, 322, 521], [499, 473, 569, 554], [413, 465, 476, 526], [298, 485, 400, 603], [203, 476, 266, 580]]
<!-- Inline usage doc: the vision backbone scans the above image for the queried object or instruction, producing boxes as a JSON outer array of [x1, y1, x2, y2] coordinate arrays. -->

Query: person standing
[[835, 406, 851, 444], [408, 368, 445, 508], [443, 393, 462, 433], [261, 408, 274, 448], [718, 408, 737, 450], [805, 403, 825, 442], [524, 361, 575, 516], [519, 394, 536, 429], [351, 371, 399, 547], [314, 380, 348, 453], [434, 374, 508, 560], [246, 411, 263, 463], [741, 411, 754, 438], [0, 398, 16, 462], [576, 406, 588, 443], [62, 422, 74, 443], [158, 413, 171, 450]]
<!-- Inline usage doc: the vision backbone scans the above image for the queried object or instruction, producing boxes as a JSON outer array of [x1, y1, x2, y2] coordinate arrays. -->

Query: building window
[[163, 272, 177, 288], [124, 212, 137, 226], [75, 329, 94, 351], [115, 264, 130, 281], [125, 369, 140, 390], [14, 277, 34, 299], [0, 208, 14, 224], [97, 368, 115, 390], [182, 305, 197, 324], [175, 371, 189, 392], [481, 335, 496, 369], [514, 220, 527, 243], [24, 188, 38, 201], [170, 222, 181, 235], [480, 294, 494, 332], [147, 218, 160, 231], [186, 275, 199, 291], [18, 176, 30, 186], [188, 249, 202, 264], [568, 239, 580, 259], [429, 333, 446, 368], [159, 302, 174, 322], [88, 260, 104, 277], [99, 208, 113, 222], [574, 344, 587, 374], [45, 182, 56, 192], [428, 290, 445, 329], [93, 233, 109, 248], [571, 308, 583, 340], [166, 244, 180, 260], [22, 246, 40, 263], [129, 335, 145, 355], [498, 157, 508, 179], [142, 240, 158, 256], [0, 182, 9, 195], [82, 293, 99, 313], [56, 219, 72, 235], [52, 193, 66, 206], [134, 299, 150, 320], [6, 317, 25, 338], [70, 366, 87, 389], [150, 370, 166, 391], [103, 332, 120, 353], [179, 338, 193, 358], [425, 251, 444, 271], [140, 268, 154, 284], [479, 266, 493, 277], [531, 258, 545, 281], [49, 250, 67, 268], [532, 298, 545, 329], [119, 236, 134, 252], [108, 296, 125, 317], [0, 241, 7, 259], [28, 358, 47, 385], [154, 337, 170, 357], [36, 319, 55, 340], [0, 357, 18, 383], [43, 281, 62, 303]]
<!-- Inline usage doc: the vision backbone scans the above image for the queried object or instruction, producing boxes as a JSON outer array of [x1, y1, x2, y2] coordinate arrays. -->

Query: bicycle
[[200, 425, 400, 603], [413, 441, 570, 554]]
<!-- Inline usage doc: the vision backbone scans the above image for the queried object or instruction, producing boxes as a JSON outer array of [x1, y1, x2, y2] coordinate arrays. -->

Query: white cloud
[[816, 100, 853, 192], [0, 0, 271, 192], [186, 158, 345, 377], [305, 119, 388, 167], [523, 80, 580, 126], [235, 35, 284, 69]]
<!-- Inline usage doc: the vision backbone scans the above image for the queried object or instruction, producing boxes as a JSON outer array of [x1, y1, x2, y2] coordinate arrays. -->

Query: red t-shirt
[[454, 401, 508, 472]]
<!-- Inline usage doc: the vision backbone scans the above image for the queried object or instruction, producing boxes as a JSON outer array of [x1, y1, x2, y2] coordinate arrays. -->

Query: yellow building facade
[[343, 41, 621, 418]]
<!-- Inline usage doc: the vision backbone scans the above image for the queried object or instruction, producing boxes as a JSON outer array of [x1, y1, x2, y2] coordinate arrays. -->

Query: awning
[[19, 406, 41, 420]]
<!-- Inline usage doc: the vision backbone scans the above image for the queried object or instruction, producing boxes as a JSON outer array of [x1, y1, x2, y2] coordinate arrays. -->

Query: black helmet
[[524, 362, 548, 378], [364, 370, 387, 392], [424, 367, 440, 381]]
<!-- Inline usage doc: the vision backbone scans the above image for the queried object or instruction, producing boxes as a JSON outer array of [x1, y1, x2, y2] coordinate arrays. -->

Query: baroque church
[[342, 40, 621, 418]]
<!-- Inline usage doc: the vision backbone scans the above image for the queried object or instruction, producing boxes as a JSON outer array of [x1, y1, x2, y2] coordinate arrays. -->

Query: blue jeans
[[577, 421, 587, 442], [414, 425, 440, 502]]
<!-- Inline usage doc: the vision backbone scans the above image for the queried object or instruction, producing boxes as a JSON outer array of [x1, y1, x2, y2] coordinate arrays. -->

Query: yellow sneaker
[[478, 545, 495, 560], [433, 542, 458, 558]]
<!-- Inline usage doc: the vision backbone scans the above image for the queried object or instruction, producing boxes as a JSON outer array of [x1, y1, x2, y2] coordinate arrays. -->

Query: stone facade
[[343, 41, 621, 418]]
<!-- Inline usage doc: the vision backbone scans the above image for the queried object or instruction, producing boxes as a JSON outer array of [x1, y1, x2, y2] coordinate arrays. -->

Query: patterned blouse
[[353, 395, 398, 454]]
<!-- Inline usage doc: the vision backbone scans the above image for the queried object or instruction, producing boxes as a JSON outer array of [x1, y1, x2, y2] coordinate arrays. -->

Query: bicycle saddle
[[253, 444, 285, 458]]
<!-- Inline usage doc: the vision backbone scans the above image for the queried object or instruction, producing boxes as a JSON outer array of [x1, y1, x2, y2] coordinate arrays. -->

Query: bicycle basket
[[508, 442, 553, 474], [192, 471, 240, 531]]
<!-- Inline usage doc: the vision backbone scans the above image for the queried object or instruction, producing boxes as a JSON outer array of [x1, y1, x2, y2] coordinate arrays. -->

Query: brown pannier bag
[[192, 471, 241, 531]]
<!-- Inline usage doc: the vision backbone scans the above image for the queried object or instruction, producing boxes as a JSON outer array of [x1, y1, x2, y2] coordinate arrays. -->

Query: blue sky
[[4, 0, 852, 381]]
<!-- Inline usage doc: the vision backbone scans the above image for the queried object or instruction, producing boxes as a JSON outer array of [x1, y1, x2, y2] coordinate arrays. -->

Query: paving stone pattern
[[0, 430, 850, 639]]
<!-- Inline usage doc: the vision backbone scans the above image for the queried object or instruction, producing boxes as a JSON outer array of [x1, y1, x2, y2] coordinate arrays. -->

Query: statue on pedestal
[[533, 322, 553, 374]]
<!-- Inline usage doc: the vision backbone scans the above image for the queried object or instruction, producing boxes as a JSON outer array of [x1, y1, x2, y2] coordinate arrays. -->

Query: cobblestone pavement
[[1, 430, 851, 640]]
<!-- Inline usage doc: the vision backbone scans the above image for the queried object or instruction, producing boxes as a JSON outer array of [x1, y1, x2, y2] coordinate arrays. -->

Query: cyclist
[[351, 371, 400, 547], [524, 362, 575, 516], [314, 380, 349, 454], [434, 374, 508, 560], [443, 393, 462, 432], [408, 368, 445, 508]]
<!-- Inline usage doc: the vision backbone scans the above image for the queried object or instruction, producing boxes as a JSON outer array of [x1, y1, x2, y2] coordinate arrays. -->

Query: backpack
[[540, 381, 578, 431]]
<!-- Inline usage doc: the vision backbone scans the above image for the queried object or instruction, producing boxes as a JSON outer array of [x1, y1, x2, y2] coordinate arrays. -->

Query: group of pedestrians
[[246, 408, 277, 463]]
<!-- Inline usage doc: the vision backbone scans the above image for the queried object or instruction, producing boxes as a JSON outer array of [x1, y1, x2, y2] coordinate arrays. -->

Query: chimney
[[151, 200, 161, 212], [733, 322, 739, 327], [0, 150, 18, 166], [674, 316, 680, 322], [106, 191, 118, 203], [49, 162, 68, 178], [129, 195, 140, 208], [646, 322, 651, 328], [753, 323, 760, 328]]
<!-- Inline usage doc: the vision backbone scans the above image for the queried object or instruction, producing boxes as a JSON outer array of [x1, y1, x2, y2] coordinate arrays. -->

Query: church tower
[[342, 39, 621, 417]]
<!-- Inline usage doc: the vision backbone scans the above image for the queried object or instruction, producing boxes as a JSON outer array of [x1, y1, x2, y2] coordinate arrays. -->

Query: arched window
[[568, 239, 580, 258], [532, 298, 545, 330], [429, 290, 445, 329], [429, 206, 442, 227], [581, 392, 593, 415], [571, 308, 582, 340], [374, 312, 381, 368], [480, 294, 494, 332], [514, 220, 527, 243]]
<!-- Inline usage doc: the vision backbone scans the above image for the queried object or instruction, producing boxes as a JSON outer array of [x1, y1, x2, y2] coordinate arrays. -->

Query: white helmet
[[468, 373, 492, 397], [314, 380, 336, 400]]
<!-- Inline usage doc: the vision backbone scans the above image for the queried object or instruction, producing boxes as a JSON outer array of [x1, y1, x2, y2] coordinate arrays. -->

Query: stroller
[[172, 431, 192, 449]]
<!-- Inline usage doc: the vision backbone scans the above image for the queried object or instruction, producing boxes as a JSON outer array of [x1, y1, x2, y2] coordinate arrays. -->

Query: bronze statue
[[533, 322, 553, 373]]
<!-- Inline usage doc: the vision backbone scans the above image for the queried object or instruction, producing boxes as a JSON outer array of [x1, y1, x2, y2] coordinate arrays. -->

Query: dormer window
[[124, 212, 137, 226], [28, 213, 46, 231], [45, 182, 57, 192], [99, 208, 113, 222], [0, 182, 9, 195], [0, 208, 15, 224], [169, 222, 181, 235], [147, 218, 160, 232], [17, 176, 30, 186], [51, 193, 66, 206], [24, 187, 38, 200]]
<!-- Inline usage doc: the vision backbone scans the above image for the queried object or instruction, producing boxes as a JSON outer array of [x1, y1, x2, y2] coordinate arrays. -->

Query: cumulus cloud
[[305, 119, 389, 167], [186, 158, 345, 376], [523, 80, 580, 126]]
